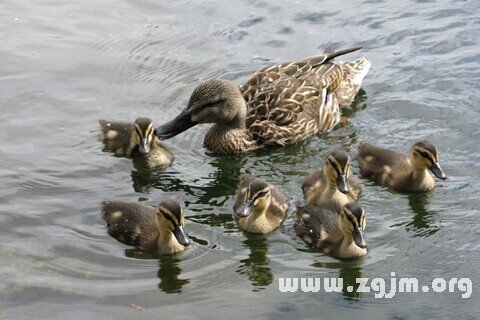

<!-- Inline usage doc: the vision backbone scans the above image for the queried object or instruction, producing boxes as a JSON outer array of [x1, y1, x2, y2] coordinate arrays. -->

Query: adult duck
[[156, 46, 370, 154]]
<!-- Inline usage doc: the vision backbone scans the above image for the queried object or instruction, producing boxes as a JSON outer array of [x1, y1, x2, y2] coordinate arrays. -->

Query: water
[[1, 0, 479, 318]]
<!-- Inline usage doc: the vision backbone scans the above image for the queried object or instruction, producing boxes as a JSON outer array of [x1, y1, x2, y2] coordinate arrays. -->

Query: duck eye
[[256, 190, 269, 198], [417, 150, 434, 163]]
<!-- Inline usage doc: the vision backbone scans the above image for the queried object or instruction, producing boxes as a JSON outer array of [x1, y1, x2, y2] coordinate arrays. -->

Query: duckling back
[[99, 120, 135, 157], [101, 201, 159, 252], [294, 201, 342, 253], [358, 142, 407, 185]]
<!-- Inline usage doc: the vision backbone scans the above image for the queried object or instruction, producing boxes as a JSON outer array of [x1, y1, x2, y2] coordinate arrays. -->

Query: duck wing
[[294, 201, 342, 252], [358, 142, 409, 183], [239, 47, 363, 146], [101, 201, 159, 251], [301, 167, 328, 204], [99, 120, 134, 157]]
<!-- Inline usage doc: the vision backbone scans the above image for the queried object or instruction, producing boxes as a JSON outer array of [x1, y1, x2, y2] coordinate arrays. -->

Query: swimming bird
[[101, 199, 190, 255], [294, 201, 367, 258], [302, 150, 361, 212], [99, 117, 173, 168], [358, 140, 446, 192], [233, 174, 289, 234], [155, 46, 371, 154]]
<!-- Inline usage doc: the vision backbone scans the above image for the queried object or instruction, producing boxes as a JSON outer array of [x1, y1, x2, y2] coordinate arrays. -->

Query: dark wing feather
[[99, 120, 134, 157], [358, 142, 408, 183], [347, 174, 363, 200], [101, 201, 159, 251], [267, 185, 289, 221], [301, 168, 327, 204], [294, 202, 343, 252]]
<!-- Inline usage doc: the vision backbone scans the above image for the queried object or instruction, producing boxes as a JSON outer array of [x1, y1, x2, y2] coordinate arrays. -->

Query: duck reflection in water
[[157, 255, 190, 294], [130, 155, 246, 208], [126, 251, 191, 294], [124, 250, 190, 293], [312, 257, 365, 300], [236, 234, 273, 291], [405, 192, 440, 237]]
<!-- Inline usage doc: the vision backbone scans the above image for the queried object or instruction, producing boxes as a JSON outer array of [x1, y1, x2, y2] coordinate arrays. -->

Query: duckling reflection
[[236, 234, 273, 291], [312, 257, 365, 300], [130, 154, 246, 207], [157, 256, 190, 294], [405, 192, 440, 237], [125, 248, 190, 293], [130, 168, 203, 195], [187, 213, 236, 231], [196, 155, 247, 206]]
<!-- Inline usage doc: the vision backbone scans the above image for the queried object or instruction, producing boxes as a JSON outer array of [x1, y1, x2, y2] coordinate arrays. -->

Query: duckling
[[233, 174, 289, 234], [302, 150, 361, 213], [294, 201, 367, 258], [99, 117, 173, 168], [155, 46, 370, 154], [358, 140, 446, 192], [101, 199, 190, 255]]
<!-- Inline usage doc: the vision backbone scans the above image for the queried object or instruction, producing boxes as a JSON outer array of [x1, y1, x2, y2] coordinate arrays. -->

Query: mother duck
[[156, 46, 370, 154]]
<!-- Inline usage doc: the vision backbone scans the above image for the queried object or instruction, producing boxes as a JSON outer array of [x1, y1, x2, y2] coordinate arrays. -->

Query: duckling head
[[340, 203, 367, 249], [236, 178, 272, 218], [155, 79, 247, 139], [411, 140, 446, 180], [155, 199, 190, 246], [324, 150, 351, 194], [133, 117, 155, 154]]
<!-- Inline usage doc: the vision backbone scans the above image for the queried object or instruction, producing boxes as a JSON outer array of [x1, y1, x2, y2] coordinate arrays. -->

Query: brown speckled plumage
[[156, 47, 370, 154]]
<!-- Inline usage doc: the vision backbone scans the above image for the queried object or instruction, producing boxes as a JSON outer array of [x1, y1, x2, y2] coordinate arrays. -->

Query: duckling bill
[[101, 199, 190, 255], [295, 202, 368, 258], [99, 117, 173, 169], [233, 174, 289, 234], [302, 150, 362, 212], [358, 140, 446, 192], [155, 46, 370, 154]]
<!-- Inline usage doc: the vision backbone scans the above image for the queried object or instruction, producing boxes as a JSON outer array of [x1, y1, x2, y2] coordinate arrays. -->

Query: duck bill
[[173, 225, 190, 246], [337, 174, 349, 194], [155, 110, 198, 140], [236, 200, 253, 217], [353, 227, 367, 249], [429, 162, 446, 180], [138, 137, 150, 154]]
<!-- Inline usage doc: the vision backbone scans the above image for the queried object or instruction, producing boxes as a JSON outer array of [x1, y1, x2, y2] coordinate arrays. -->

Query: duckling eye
[[255, 190, 269, 200], [417, 150, 435, 163], [328, 160, 341, 175]]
